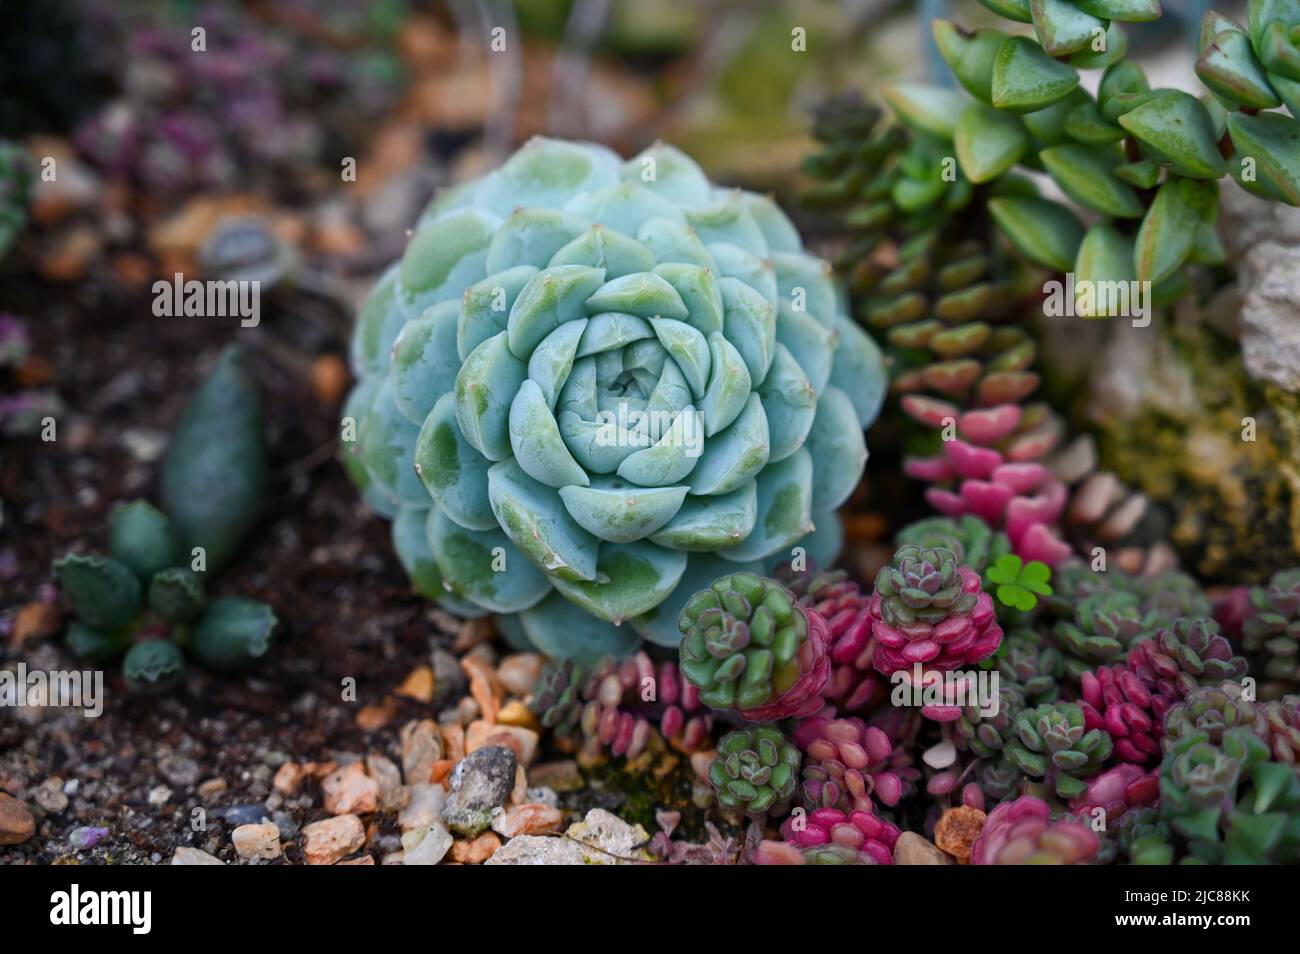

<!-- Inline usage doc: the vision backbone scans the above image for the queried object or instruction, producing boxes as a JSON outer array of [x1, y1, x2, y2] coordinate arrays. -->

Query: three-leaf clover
[[987, 554, 1053, 612]]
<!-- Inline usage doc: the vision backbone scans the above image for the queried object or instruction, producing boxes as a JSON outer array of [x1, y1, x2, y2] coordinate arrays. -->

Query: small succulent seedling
[[987, 553, 1053, 611]]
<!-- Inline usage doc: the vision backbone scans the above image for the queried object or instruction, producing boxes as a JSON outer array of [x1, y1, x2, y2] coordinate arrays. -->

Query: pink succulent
[[736, 607, 831, 722], [794, 711, 919, 812], [1067, 763, 1159, 821], [1080, 665, 1160, 764], [970, 796, 1099, 865], [869, 564, 1003, 675], [755, 807, 900, 865]]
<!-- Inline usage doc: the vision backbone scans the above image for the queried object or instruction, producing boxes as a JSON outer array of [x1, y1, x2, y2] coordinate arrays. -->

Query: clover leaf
[[987, 553, 1053, 611]]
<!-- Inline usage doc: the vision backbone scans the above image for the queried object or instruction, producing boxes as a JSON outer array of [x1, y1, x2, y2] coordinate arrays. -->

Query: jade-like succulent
[[1160, 728, 1300, 864], [1125, 617, 1249, 718], [1162, 683, 1264, 751], [1240, 567, 1300, 696], [899, 0, 1300, 312], [993, 628, 1065, 704], [896, 515, 1014, 581], [955, 680, 1027, 760], [53, 501, 278, 690], [708, 725, 801, 816], [1006, 701, 1113, 799], [677, 572, 829, 720], [343, 137, 887, 661]]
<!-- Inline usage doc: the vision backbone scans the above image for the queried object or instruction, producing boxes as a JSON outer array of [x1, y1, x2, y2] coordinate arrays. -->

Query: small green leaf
[[1226, 111, 1300, 206], [988, 196, 1085, 271], [1117, 91, 1227, 178], [1040, 144, 1144, 217], [189, 597, 278, 672], [1030, 0, 1108, 57], [123, 640, 186, 695], [955, 103, 1030, 183], [1197, 29, 1282, 110], [1113, 158, 1161, 188], [66, 622, 131, 663], [1074, 224, 1137, 315], [977, 0, 1033, 22], [1075, 0, 1160, 22], [108, 501, 181, 582], [991, 36, 1081, 113], [882, 83, 968, 139], [933, 21, 1007, 102], [148, 567, 207, 623], [1134, 178, 1204, 284], [53, 553, 141, 631]]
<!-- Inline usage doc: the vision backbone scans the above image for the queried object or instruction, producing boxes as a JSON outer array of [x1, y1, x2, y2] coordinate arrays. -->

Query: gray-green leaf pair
[[343, 137, 888, 662]]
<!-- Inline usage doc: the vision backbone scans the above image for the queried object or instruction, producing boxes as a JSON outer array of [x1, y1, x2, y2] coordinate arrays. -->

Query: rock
[[69, 826, 109, 850], [484, 834, 586, 865], [0, 793, 36, 845], [33, 777, 68, 813], [302, 814, 366, 865], [366, 753, 406, 811], [893, 831, 955, 865], [395, 665, 435, 703], [272, 762, 304, 796], [527, 760, 584, 793], [400, 719, 443, 785], [934, 806, 986, 864], [272, 812, 298, 841], [398, 783, 446, 832], [232, 822, 282, 861], [147, 785, 173, 807], [451, 831, 501, 864], [159, 755, 202, 788], [172, 846, 225, 865], [523, 786, 559, 808], [496, 653, 543, 696], [465, 720, 538, 766], [1239, 242, 1300, 391], [322, 762, 380, 815], [431, 647, 467, 709], [496, 700, 540, 730], [401, 822, 453, 865], [221, 804, 269, 827], [491, 803, 564, 839], [441, 746, 516, 837], [487, 809, 650, 865], [198, 778, 228, 799], [338, 855, 375, 865]]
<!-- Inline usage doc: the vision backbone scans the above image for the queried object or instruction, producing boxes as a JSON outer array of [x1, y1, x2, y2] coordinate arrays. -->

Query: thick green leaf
[[719, 448, 815, 562], [805, 387, 867, 512], [933, 21, 1007, 102], [1040, 144, 1144, 217], [391, 300, 461, 425], [160, 346, 268, 573], [1134, 179, 1205, 284], [650, 482, 758, 551], [413, 394, 496, 531], [454, 331, 527, 462], [1197, 29, 1282, 109], [991, 36, 1081, 113], [53, 553, 141, 630], [189, 597, 278, 672], [956, 103, 1030, 182], [1117, 91, 1227, 178], [551, 540, 688, 624], [109, 501, 181, 582], [1073, 224, 1138, 317], [487, 459, 599, 581], [517, 592, 641, 664], [988, 196, 1085, 271], [427, 507, 552, 613], [977, 0, 1033, 22], [397, 208, 498, 318], [1067, 21, 1129, 70], [123, 641, 185, 694], [1075, 0, 1160, 21], [1030, 0, 1108, 57], [882, 83, 967, 139], [148, 567, 206, 624], [1226, 111, 1300, 205]]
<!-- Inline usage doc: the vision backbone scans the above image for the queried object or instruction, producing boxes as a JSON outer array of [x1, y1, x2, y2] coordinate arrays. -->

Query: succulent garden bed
[[3, 0, 1300, 875]]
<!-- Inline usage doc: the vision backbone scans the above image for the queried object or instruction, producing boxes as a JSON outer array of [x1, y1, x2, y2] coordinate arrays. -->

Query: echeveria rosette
[[708, 726, 801, 816], [970, 795, 1099, 865], [954, 680, 1027, 760], [1160, 728, 1300, 864], [1162, 683, 1264, 752], [677, 572, 830, 720], [1239, 567, 1300, 696], [1081, 664, 1161, 765], [993, 628, 1065, 704], [1006, 701, 1113, 800], [1125, 617, 1249, 720], [754, 807, 900, 865], [344, 137, 887, 662], [869, 545, 1003, 676]]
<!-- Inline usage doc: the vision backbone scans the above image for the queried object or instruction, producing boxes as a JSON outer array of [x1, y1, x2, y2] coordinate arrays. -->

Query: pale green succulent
[[343, 137, 887, 662]]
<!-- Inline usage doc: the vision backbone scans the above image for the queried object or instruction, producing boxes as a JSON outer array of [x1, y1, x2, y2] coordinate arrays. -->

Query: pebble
[[34, 777, 69, 813], [302, 814, 366, 865], [172, 846, 225, 865], [395, 665, 435, 703], [146, 785, 173, 807], [893, 831, 955, 865], [0, 792, 36, 844], [398, 784, 446, 832], [922, 739, 957, 770], [496, 701, 540, 731], [401, 822, 453, 865], [523, 786, 559, 808], [465, 721, 538, 766], [272, 812, 299, 841], [430, 648, 467, 709], [198, 778, 228, 800], [496, 653, 543, 696], [491, 803, 564, 839], [232, 822, 282, 861], [159, 755, 202, 788], [935, 806, 986, 864], [451, 831, 501, 864], [222, 804, 269, 827], [69, 826, 109, 850], [365, 753, 406, 811], [441, 746, 517, 837], [400, 719, 443, 785], [487, 809, 649, 865], [322, 762, 380, 815], [272, 762, 305, 796]]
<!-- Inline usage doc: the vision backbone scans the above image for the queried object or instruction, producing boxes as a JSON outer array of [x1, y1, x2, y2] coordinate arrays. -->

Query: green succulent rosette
[[709, 725, 801, 816], [343, 137, 887, 661], [1006, 701, 1113, 799]]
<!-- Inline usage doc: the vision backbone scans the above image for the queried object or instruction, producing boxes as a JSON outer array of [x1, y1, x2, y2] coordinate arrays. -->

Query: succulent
[[975, 755, 1025, 804], [954, 680, 1026, 759], [993, 628, 1065, 704], [1068, 762, 1159, 825], [708, 726, 801, 816], [775, 563, 882, 712], [869, 545, 1003, 675], [1160, 728, 1300, 864], [343, 137, 887, 660], [530, 651, 712, 762], [1125, 618, 1249, 720], [896, 515, 1013, 579], [1260, 696, 1300, 770], [1114, 805, 1175, 865], [1006, 702, 1113, 799], [1239, 567, 1300, 696], [794, 712, 919, 813], [1081, 664, 1161, 765], [757, 807, 901, 865], [1051, 588, 1152, 673], [1163, 684, 1264, 751], [677, 573, 830, 720], [53, 502, 278, 689], [971, 795, 1099, 865], [1196, 5, 1300, 139], [0, 140, 30, 260]]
